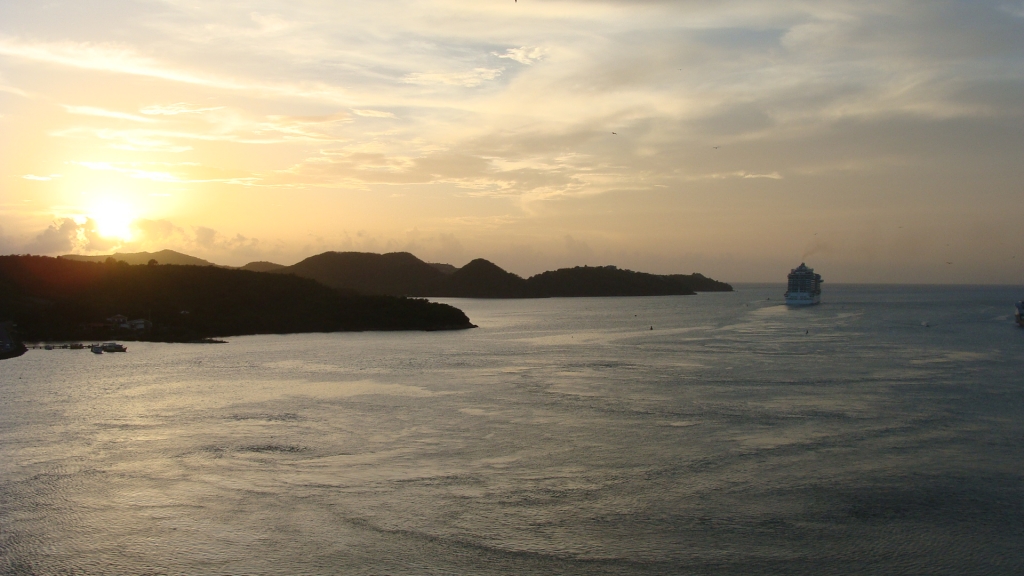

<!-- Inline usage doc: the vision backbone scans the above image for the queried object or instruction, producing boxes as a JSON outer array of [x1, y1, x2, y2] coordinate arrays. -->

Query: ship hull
[[785, 293, 821, 306]]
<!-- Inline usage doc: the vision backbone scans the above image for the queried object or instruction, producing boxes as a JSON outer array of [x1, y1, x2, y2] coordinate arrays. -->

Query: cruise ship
[[785, 263, 823, 305]]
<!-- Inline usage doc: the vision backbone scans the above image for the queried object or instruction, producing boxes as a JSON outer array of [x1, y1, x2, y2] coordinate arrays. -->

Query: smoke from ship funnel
[[801, 238, 831, 261]]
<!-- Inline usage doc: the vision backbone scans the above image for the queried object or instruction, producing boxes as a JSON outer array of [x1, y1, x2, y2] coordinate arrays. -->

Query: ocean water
[[1, 284, 1022, 575]]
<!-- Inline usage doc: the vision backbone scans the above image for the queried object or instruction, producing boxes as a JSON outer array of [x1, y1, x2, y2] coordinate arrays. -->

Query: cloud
[[11, 216, 269, 264], [54, 108, 352, 155], [0, 83, 30, 97], [192, 226, 263, 260], [685, 171, 784, 181], [352, 109, 397, 119], [140, 103, 223, 115], [0, 36, 351, 103], [0, 225, 13, 254], [132, 218, 183, 242], [563, 235, 595, 260], [22, 174, 61, 181], [0, 37, 218, 86], [63, 105, 156, 123], [249, 12, 295, 34], [52, 127, 194, 152], [271, 145, 605, 200], [402, 68, 503, 87], [494, 47, 547, 65], [23, 217, 120, 255], [74, 161, 258, 185], [999, 3, 1024, 18]]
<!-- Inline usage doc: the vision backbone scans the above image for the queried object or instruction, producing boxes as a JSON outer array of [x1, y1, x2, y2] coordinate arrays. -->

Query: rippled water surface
[[2, 284, 1023, 575]]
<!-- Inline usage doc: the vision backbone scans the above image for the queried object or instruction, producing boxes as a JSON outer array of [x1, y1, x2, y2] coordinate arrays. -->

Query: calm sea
[[1, 284, 1022, 575]]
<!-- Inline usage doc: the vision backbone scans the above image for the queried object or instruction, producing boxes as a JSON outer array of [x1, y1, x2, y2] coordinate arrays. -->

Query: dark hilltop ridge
[[62, 249, 217, 267], [60, 249, 733, 298], [281, 251, 443, 297], [425, 258, 530, 298], [271, 251, 732, 297], [62, 249, 287, 273], [239, 261, 287, 272], [0, 255, 475, 344]]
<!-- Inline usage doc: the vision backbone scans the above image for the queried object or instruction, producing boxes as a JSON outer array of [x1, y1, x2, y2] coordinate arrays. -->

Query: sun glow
[[89, 200, 137, 241]]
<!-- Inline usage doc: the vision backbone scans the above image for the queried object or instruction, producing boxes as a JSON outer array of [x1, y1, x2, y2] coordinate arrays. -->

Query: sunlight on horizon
[[87, 198, 138, 242]]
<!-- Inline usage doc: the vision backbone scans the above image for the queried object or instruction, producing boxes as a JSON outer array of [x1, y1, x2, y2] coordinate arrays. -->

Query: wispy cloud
[[1000, 3, 1024, 18], [140, 103, 223, 115], [685, 171, 784, 181], [352, 109, 397, 119], [493, 47, 547, 66], [51, 110, 352, 152], [63, 105, 156, 123], [22, 174, 61, 181], [402, 68, 503, 88], [0, 83, 30, 97], [0, 37, 219, 85], [0, 36, 352, 103], [74, 161, 258, 185], [249, 12, 295, 34]]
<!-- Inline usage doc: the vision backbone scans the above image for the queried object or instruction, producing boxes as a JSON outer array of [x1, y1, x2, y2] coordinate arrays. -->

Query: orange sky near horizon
[[1, 0, 1023, 283]]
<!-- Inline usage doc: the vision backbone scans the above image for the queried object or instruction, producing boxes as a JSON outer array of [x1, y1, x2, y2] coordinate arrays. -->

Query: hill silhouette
[[526, 266, 696, 297], [429, 258, 531, 298], [0, 256, 474, 342], [276, 251, 731, 297], [61, 249, 216, 267], [56, 249, 732, 298], [240, 261, 286, 272], [62, 251, 291, 273], [275, 252, 446, 295]]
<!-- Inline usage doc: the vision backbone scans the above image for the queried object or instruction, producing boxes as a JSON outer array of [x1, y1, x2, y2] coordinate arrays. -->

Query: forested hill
[[0, 256, 474, 342], [279, 251, 445, 296], [525, 266, 697, 297]]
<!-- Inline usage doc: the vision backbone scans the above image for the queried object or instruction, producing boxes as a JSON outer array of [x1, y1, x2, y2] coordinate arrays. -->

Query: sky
[[1, 0, 1022, 283]]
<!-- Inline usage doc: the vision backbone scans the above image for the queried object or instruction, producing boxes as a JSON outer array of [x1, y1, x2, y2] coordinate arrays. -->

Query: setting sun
[[88, 200, 137, 241]]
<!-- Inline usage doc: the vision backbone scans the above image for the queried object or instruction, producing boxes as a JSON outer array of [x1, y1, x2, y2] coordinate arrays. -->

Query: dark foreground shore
[[0, 256, 475, 346]]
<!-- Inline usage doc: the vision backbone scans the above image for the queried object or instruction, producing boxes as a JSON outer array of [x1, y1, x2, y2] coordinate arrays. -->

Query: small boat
[[91, 346, 104, 354], [1016, 300, 1024, 328], [101, 342, 127, 353]]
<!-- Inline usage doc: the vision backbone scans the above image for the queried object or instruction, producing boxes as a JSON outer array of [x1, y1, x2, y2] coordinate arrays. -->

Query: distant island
[[272, 252, 733, 298], [59, 249, 733, 299], [0, 256, 475, 344]]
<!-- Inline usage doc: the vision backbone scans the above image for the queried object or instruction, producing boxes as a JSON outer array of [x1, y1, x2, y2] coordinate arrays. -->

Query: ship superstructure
[[785, 263, 823, 305]]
